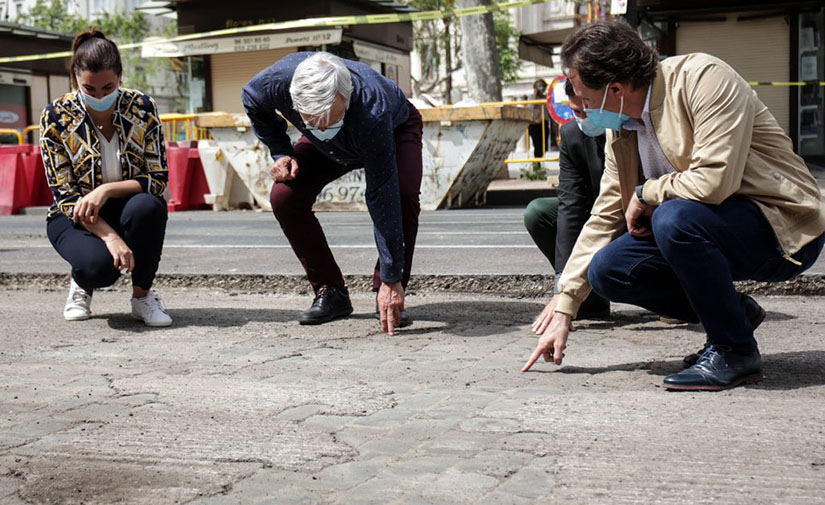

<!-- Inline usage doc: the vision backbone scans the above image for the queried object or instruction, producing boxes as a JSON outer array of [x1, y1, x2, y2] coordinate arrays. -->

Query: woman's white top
[[94, 128, 123, 183]]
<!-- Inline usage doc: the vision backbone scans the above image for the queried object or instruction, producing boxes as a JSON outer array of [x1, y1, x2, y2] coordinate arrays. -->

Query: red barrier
[[166, 146, 211, 212], [21, 146, 52, 208], [0, 145, 34, 215], [1, 143, 211, 214]]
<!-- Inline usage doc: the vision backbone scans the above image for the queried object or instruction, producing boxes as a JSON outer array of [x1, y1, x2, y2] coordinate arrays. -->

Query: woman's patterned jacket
[[40, 88, 168, 219]]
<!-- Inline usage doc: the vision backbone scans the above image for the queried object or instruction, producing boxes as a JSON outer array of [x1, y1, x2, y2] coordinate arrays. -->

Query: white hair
[[290, 52, 352, 123]]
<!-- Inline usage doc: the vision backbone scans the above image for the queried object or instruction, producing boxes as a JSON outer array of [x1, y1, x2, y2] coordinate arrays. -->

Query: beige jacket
[[556, 53, 825, 317]]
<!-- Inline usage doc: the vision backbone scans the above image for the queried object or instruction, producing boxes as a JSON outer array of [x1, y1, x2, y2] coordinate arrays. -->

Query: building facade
[[512, 0, 825, 164], [0, 22, 73, 143], [156, 0, 415, 114], [638, 0, 825, 163]]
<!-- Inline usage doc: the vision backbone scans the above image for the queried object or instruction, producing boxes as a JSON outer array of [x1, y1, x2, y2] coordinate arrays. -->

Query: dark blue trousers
[[47, 193, 168, 292], [588, 196, 824, 350]]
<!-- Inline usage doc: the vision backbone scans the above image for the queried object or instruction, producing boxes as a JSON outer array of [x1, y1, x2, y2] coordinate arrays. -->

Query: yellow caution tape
[[748, 81, 825, 86], [0, 0, 551, 64]]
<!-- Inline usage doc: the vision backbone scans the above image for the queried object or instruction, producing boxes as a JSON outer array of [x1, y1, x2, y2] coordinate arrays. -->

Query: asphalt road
[[0, 208, 551, 276], [2, 207, 824, 279]]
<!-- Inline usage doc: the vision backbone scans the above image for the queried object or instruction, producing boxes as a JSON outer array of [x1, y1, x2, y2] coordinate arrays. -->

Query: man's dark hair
[[561, 19, 658, 91], [564, 78, 575, 97]]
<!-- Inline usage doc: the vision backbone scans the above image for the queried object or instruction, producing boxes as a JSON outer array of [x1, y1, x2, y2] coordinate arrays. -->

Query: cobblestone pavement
[[1, 287, 824, 504]]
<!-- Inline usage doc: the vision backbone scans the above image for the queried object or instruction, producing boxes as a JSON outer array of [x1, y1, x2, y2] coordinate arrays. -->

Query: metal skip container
[[195, 104, 539, 211]]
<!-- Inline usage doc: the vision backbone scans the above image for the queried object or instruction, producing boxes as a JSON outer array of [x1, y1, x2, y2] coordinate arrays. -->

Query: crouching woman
[[41, 29, 172, 326]]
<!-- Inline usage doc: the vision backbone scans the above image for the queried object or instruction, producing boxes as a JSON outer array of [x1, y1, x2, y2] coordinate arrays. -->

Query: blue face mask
[[81, 88, 120, 112], [308, 118, 344, 141], [583, 85, 630, 131], [575, 116, 606, 137]]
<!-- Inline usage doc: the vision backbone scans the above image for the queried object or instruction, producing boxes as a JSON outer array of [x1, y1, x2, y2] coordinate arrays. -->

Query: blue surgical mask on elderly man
[[308, 118, 344, 141], [574, 116, 606, 137], [583, 85, 631, 131], [81, 88, 120, 112]]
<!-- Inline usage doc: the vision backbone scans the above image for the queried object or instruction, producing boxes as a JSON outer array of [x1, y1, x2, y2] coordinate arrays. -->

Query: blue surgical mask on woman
[[81, 88, 120, 112], [308, 118, 344, 141], [583, 85, 630, 131], [574, 116, 606, 137]]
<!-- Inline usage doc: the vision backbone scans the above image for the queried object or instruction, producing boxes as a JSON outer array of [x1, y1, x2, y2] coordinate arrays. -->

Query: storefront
[[638, 0, 825, 164], [159, 0, 414, 114], [0, 23, 73, 143], [798, 9, 825, 159]]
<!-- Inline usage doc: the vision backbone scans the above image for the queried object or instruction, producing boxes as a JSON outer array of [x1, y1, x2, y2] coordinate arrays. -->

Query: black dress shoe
[[373, 303, 412, 328], [682, 293, 766, 367], [665, 345, 762, 391], [299, 285, 353, 325]]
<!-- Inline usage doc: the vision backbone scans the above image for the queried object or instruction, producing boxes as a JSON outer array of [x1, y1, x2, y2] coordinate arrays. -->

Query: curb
[[3, 272, 825, 297]]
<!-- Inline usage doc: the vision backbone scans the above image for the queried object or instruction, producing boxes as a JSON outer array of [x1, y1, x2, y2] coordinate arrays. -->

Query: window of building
[[798, 9, 825, 159], [0, 84, 29, 144]]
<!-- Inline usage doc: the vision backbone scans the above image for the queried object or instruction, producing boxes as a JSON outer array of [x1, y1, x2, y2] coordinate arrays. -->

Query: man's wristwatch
[[635, 184, 647, 205]]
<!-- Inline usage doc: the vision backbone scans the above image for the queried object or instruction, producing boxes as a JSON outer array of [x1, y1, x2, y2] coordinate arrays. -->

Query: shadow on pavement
[[105, 307, 299, 331], [534, 350, 825, 391], [575, 310, 797, 334], [551, 359, 683, 377], [401, 300, 546, 337], [753, 350, 825, 391], [761, 311, 797, 322]]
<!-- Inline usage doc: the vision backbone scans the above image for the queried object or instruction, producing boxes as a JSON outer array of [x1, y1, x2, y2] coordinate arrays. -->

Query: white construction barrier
[[195, 105, 539, 211]]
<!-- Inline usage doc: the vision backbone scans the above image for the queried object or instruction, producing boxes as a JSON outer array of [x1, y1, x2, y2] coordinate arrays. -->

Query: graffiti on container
[[316, 168, 367, 204]]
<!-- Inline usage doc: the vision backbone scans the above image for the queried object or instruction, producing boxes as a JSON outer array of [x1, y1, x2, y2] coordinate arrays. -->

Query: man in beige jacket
[[522, 20, 825, 391]]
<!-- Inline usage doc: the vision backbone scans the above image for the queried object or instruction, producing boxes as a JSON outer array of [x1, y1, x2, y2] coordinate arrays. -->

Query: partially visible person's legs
[[271, 137, 351, 293], [528, 123, 547, 158], [588, 196, 824, 389], [651, 197, 821, 349], [47, 213, 119, 321], [524, 197, 559, 267], [526, 197, 609, 319], [111, 193, 172, 327], [48, 195, 172, 325], [588, 232, 699, 324], [47, 213, 121, 292], [270, 137, 354, 325], [118, 193, 168, 291], [588, 197, 823, 340]]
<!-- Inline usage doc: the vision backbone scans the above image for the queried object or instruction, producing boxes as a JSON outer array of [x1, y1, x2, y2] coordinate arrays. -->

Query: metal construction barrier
[[160, 113, 211, 143], [481, 98, 561, 165], [22, 125, 39, 144], [0, 129, 24, 145]]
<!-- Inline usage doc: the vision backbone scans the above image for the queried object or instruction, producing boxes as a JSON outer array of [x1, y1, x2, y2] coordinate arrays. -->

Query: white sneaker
[[63, 279, 92, 321], [131, 291, 173, 327]]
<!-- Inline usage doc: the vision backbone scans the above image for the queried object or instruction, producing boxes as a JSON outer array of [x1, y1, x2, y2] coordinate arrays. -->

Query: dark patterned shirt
[[40, 88, 168, 219], [241, 51, 410, 284]]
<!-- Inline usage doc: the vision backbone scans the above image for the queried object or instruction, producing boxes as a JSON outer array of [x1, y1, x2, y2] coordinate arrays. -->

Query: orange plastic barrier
[[1, 142, 213, 214], [166, 146, 211, 212], [0, 145, 46, 215], [21, 146, 52, 208]]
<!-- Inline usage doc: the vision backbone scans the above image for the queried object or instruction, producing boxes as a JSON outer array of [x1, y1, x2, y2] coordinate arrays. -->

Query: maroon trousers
[[270, 102, 423, 293]]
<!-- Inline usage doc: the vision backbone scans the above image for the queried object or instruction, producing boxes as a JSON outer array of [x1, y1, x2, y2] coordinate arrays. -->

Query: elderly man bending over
[[242, 52, 422, 334]]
